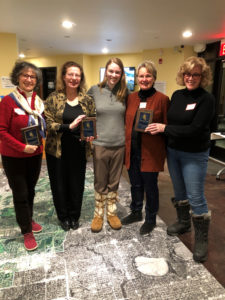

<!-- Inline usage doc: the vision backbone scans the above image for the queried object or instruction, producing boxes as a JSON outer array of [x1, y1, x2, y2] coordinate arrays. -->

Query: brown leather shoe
[[107, 215, 122, 230], [91, 216, 103, 233]]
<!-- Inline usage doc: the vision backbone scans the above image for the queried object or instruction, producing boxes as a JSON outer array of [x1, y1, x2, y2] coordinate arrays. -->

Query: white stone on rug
[[174, 243, 192, 260], [135, 257, 169, 276]]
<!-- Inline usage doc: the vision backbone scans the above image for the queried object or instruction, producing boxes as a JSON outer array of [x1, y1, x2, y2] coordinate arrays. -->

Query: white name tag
[[139, 102, 146, 108], [14, 108, 25, 115], [186, 103, 196, 110]]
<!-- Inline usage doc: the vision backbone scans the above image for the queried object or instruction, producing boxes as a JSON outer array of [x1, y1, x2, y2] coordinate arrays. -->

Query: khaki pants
[[93, 145, 125, 194]]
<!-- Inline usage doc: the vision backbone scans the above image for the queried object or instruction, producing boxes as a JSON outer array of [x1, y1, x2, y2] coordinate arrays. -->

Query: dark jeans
[[128, 150, 159, 224], [46, 139, 86, 222], [2, 154, 42, 234]]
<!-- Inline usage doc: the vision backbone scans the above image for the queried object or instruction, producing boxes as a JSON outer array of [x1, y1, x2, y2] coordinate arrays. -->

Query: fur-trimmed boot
[[167, 198, 191, 236], [91, 191, 106, 233], [192, 211, 211, 263], [107, 191, 122, 230]]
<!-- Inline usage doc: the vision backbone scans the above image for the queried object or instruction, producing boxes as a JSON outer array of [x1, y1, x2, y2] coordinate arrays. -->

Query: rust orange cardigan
[[125, 91, 170, 172]]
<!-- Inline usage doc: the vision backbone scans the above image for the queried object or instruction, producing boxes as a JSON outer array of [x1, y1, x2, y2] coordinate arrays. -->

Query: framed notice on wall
[[1, 76, 16, 89]]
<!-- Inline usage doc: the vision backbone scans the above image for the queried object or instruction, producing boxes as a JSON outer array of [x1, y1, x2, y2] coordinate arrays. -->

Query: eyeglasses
[[21, 74, 37, 80], [184, 73, 202, 79]]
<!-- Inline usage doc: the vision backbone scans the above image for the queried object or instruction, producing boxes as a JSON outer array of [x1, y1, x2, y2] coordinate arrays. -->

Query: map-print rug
[[0, 162, 224, 300]]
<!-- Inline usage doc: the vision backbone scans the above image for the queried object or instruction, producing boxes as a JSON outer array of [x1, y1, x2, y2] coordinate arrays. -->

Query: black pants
[[46, 138, 86, 222], [2, 154, 42, 234], [128, 148, 159, 224]]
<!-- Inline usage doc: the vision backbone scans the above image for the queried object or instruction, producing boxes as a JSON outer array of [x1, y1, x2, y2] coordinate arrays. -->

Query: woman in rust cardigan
[[121, 60, 170, 234]]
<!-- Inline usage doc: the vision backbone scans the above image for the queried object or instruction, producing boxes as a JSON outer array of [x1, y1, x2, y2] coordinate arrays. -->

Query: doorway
[[38, 67, 57, 100]]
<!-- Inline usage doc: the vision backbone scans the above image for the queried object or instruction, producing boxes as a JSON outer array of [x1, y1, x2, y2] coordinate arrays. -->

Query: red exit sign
[[219, 42, 225, 56]]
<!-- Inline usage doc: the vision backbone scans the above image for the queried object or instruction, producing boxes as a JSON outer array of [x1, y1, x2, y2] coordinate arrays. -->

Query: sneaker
[[121, 211, 142, 225], [24, 232, 38, 251], [140, 222, 156, 235], [32, 220, 42, 233]]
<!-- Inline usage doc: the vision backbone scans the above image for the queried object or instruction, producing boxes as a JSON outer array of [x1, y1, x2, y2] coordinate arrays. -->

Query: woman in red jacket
[[0, 61, 45, 251], [121, 60, 170, 234]]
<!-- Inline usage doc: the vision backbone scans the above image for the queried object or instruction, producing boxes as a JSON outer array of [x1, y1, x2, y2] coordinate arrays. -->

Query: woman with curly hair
[[147, 56, 215, 262], [0, 61, 45, 251]]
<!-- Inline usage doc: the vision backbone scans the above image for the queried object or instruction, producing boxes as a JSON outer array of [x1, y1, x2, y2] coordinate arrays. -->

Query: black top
[[164, 87, 215, 152], [59, 103, 84, 137]]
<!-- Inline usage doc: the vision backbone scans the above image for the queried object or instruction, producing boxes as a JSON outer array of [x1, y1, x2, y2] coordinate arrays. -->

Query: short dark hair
[[57, 61, 86, 93], [10, 61, 42, 89]]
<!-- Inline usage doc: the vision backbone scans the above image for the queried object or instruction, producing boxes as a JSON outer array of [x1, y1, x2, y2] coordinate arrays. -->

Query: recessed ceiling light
[[19, 53, 25, 58], [182, 30, 192, 38], [62, 20, 75, 29], [102, 47, 109, 54]]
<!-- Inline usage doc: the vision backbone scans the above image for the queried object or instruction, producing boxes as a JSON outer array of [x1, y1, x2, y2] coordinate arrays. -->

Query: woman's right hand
[[23, 145, 38, 153], [145, 123, 166, 135], [69, 114, 86, 130]]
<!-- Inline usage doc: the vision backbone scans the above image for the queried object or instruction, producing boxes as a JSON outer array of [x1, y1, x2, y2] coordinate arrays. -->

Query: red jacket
[[125, 91, 169, 172], [0, 91, 43, 157]]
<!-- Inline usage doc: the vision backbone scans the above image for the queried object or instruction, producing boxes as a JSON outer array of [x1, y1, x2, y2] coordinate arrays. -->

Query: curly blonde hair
[[176, 56, 212, 88]]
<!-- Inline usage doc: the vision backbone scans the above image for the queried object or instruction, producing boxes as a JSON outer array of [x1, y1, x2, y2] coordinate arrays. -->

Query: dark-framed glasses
[[22, 74, 37, 80], [184, 73, 202, 79]]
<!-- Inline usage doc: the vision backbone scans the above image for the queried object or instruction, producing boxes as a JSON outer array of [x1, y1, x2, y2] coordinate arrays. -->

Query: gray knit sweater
[[87, 85, 126, 147]]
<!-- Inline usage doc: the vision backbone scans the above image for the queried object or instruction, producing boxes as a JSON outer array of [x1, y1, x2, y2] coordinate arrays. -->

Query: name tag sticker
[[186, 103, 196, 110], [139, 102, 146, 108], [14, 108, 25, 115]]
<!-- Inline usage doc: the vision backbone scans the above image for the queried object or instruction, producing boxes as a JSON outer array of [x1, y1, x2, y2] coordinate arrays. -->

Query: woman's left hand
[[69, 114, 86, 130], [145, 123, 166, 135]]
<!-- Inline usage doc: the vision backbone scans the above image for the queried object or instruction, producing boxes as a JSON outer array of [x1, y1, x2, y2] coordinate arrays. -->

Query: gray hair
[[10, 61, 42, 89]]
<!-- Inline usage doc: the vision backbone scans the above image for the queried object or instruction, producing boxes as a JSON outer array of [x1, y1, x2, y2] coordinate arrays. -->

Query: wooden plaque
[[80, 117, 97, 140], [134, 109, 154, 132], [21, 125, 41, 146]]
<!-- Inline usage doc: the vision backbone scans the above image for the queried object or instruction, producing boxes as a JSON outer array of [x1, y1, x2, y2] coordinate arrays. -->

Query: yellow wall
[[142, 46, 195, 97], [27, 46, 195, 97], [27, 53, 84, 87], [86, 53, 142, 89], [0, 33, 18, 96]]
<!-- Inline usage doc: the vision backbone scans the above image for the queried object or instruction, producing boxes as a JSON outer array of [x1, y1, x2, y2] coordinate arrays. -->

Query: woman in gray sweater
[[88, 58, 128, 233]]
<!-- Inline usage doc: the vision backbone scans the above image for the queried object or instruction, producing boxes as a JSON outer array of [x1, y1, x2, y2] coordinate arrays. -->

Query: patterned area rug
[[0, 162, 224, 300]]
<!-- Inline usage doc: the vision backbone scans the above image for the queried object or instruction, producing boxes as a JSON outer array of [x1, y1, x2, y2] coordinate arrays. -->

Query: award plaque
[[80, 117, 97, 140], [21, 125, 41, 146], [134, 109, 153, 132]]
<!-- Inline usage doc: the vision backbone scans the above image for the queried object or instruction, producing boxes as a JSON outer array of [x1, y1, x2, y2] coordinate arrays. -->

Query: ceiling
[[0, 0, 225, 58]]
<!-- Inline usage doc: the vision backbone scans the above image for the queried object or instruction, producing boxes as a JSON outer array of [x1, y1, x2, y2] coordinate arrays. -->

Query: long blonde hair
[[99, 58, 127, 103]]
